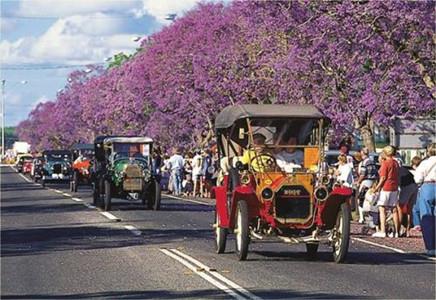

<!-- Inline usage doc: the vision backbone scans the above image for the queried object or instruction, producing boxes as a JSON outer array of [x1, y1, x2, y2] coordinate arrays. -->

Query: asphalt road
[[1, 166, 435, 299]]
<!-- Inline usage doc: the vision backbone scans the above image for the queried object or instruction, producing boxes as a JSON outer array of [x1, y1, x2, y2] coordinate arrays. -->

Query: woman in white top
[[414, 143, 436, 257], [335, 154, 354, 188]]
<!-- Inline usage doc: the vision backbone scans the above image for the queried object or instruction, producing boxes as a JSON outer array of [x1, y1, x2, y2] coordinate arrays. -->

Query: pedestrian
[[192, 149, 204, 197], [339, 144, 354, 166], [397, 164, 418, 237], [335, 154, 354, 188], [372, 146, 400, 238], [152, 148, 162, 183], [356, 147, 379, 223], [413, 143, 436, 257], [410, 156, 423, 231], [168, 147, 184, 196], [202, 149, 214, 198]]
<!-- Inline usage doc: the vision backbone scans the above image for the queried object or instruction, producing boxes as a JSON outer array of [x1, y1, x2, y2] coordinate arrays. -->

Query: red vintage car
[[70, 143, 94, 192], [22, 158, 33, 174], [213, 104, 353, 263]]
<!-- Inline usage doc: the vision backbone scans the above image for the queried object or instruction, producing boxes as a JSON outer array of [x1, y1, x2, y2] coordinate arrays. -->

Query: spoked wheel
[[234, 200, 249, 261], [103, 179, 111, 211], [332, 202, 351, 263], [215, 211, 227, 254], [306, 243, 319, 260]]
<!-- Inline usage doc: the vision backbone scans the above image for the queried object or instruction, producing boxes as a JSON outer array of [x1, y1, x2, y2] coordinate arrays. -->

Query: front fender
[[316, 186, 352, 229]]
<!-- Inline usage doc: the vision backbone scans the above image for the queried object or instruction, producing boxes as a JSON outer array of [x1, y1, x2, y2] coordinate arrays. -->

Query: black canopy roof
[[214, 104, 329, 129]]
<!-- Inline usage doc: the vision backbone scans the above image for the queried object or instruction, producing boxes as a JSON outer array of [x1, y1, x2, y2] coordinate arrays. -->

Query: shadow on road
[[1, 203, 87, 215], [0, 288, 368, 299], [251, 249, 433, 265]]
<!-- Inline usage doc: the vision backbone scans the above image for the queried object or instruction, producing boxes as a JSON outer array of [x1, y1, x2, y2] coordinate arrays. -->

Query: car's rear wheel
[[235, 200, 249, 261], [103, 179, 111, 211], [215, 211, 227, 254], [306, 243, 319, 260], [332, 202, 351, 263]]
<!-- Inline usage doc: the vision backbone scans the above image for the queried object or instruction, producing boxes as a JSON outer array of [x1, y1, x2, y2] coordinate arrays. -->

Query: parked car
[[40, 150, 72, 187], [70, 143, 94, 192], [30, 156, 44, 182], [212, 104, 353, 262], [92, 136, 161, 211], [15, 154, 33, 172]]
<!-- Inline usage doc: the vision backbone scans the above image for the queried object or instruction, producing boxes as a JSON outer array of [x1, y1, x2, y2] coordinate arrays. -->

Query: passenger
[[240, 133, 269, 172], [275, 136, 304, 170], [335, 154, 354, 188]]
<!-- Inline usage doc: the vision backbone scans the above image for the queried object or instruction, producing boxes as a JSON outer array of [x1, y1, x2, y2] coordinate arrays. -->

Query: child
[[363, 183, 380, 232], [183, 173, 193, 196]]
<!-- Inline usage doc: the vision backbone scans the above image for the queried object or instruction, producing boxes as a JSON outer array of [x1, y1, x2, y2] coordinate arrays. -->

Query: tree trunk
[[360, 124, 375, 152]]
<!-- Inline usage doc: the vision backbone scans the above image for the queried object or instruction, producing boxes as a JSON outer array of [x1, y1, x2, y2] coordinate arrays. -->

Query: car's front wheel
[[332, 202, 351, 263], [147, 180, 161, 210], [215, 211, 227, 254], [235, 200, 249, 261], [103, 179, 111, 211]]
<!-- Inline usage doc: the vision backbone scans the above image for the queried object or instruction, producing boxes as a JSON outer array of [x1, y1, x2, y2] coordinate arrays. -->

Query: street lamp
[[1, 79, 28, 159]]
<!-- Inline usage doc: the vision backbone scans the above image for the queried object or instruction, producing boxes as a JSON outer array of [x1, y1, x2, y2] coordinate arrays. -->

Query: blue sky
[[0, 0, 208, 126]]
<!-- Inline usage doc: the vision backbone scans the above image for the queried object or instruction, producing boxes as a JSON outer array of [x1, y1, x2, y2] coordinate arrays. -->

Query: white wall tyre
[[332, 202, 351, 263], [235, 200, 249, 261], [215, 211, 227, 254]]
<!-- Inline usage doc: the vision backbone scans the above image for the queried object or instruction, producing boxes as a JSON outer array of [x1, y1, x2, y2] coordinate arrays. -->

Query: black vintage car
[[30, 156, 44, 182], [91, 136, 161, 211], [40, 150, 72, 187]]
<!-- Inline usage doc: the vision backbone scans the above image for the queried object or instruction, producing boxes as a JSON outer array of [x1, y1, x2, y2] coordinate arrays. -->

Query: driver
[[275, 136, 304, 171], [240, 133, 272, 172]]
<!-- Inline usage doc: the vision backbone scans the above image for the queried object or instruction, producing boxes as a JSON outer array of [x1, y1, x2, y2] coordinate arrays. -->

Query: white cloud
[[0, 13, 140, 65], [32, 95, 50, 109], [136, 0, 200, 22], [17, 0, 142, 17]]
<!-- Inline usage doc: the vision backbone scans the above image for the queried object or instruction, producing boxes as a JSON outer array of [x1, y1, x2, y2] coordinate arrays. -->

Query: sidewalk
[[350, 221, 426, 254], [165, 192, 429, 256]]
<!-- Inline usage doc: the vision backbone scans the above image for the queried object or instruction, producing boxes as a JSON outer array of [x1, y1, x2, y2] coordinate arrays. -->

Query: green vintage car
[[92, 136, 161, 211]]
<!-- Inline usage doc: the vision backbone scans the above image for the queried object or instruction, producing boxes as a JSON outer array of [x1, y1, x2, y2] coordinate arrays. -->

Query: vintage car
[[30, 156, 44, 182], [70, 143, 94, 192], [15, 154, 33, 173], [22, 158, 33, 174], [40, 150, 72, 187], [92, 136, 161, 211], [213, 104, 353, 262]]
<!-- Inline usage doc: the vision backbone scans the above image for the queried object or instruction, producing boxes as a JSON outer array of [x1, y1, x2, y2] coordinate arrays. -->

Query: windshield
[[249, 118, 321, 149], [112, 143, 150, 161]]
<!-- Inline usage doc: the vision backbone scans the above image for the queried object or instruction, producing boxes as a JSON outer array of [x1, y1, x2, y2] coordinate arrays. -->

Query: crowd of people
[[337, 143, 435, 257], [152, 146, 219, 198]]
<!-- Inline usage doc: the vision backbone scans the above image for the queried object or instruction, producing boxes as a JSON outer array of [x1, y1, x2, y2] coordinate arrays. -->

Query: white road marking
[[71, 197, 83, 202], [165, 194, 213, 206], [352, 237, 406, 253], [62, 193, 71, 197], [54, 190, 64, 194], [84, 203, 96, 209], [160, 249, 248, 300], [100, 211, 121, 221], [171, 249, 262, 300], [124, 225, 142, 236], [18, 173, 32, 183]]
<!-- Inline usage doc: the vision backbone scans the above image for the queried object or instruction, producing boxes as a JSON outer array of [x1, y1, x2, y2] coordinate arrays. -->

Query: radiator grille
[[275, 185, 311, 219]]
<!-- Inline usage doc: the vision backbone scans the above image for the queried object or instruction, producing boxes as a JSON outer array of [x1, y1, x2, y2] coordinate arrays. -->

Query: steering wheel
[[249, 152, 278, 171]]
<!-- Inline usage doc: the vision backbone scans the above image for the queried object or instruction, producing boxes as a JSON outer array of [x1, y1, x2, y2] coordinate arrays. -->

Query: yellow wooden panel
[[304, 147, 319, 168]]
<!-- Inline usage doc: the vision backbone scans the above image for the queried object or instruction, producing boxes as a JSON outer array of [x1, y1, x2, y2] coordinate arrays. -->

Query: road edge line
[[165, 194, 213, 206], [124, 225, 141, 236], [100, 211, 121, 222]]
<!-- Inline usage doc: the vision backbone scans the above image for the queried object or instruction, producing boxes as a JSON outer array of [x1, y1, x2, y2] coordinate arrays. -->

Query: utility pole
[[1, 79, 5, 159]]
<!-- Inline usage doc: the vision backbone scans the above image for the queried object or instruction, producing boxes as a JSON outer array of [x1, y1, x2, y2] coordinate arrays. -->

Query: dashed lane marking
[[83, 203, 96, 209], [124, 225, 142, 236], [71, 197, 83, 202], [100, 211, 121, 222], [62, 193, 72, 197], [165, 194, 213, 206], [18, 173, 33, 183]]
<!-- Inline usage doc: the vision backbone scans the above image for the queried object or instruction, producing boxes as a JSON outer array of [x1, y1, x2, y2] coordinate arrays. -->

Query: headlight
[[261, 187, 274, 200], [314, 186, 329, 202]]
